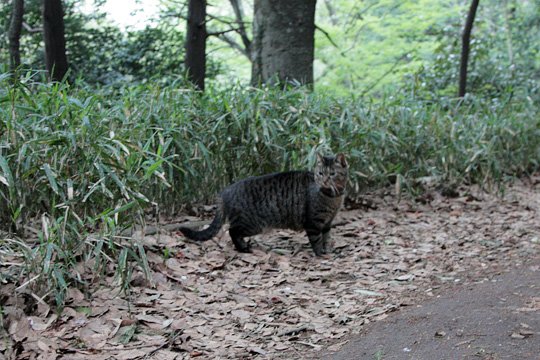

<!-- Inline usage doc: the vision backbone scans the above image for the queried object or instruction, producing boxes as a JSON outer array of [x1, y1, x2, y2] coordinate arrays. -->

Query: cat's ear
[[316, 153, 324, 165], [336, 153, 348, 168]]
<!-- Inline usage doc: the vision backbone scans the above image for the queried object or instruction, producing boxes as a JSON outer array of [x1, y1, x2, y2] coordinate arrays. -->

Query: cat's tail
[[179, 202, 224, 242]]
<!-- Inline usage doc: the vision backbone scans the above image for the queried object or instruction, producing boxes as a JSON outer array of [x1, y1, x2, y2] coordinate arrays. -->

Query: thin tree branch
[[206, 13, 249, 26], [315, 24, 341, 51], [323, 0, 337, 25], [22, 21, 42, 33], [206, 27, 243, 38], [360, 53, 409, 97], [344, 2, 378, 34], [215, 33, 250, 59], [228, 0, 251, 53]]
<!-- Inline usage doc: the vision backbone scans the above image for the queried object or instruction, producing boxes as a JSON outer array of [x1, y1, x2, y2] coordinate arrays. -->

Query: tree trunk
[[251, 0, 317, 86], [458, 0, 480, 97], [185, 0, 206, 91], [8, 0, 25, 71], [43, 0, 69, 82]]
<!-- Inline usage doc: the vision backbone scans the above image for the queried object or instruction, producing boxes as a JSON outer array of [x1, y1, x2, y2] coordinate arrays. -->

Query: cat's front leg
[[306, 230, 324, 256], [321, 228, 332, 254]]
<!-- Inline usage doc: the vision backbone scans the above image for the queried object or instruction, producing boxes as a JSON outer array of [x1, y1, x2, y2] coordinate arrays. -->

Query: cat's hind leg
[[229, 227, 251, 252], [227, 206, 264, 252]]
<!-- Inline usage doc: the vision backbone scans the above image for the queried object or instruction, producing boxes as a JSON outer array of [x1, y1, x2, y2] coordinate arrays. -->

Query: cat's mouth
[[320, 185, 345, 197]]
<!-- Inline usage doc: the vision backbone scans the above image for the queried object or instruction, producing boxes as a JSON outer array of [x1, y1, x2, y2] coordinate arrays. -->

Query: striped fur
[[180, 153, 348, 256]]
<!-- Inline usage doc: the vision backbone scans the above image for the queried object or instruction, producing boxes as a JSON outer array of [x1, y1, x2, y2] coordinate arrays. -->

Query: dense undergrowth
[[1, 72, 539, 307]]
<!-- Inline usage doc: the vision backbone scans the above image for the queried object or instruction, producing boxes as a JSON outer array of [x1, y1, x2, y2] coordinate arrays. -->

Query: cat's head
[[314, 153, 349, 197]]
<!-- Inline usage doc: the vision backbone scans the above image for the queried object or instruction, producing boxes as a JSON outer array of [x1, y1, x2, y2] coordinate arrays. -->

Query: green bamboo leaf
[[136, 243, 151, 281], [43, 163, 61, 196], [99, 201, 137, 219], [53, 267, 68, 290], [68, 97, 83, 108], [43, 243, 54, 274], [0, 155, 16, 202], [144, 159, 164, 179], [108, 171, 129, 199], [0, 155, 14, 187]]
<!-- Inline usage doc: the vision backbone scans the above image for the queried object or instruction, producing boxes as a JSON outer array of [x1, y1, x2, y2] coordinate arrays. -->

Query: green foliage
[[409, 0, 540, 101], [1, 73, 539, 306], [0, 0, 219, 86], [313, 0, 466, 95], [69, 23, 192, 85], [114, 26, 187, 84], [181, 0, 540, 97], [3, 0, 539, 97], [313, 0, 540, 98]]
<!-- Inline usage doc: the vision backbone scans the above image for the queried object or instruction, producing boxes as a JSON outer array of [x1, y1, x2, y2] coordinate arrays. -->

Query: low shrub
[[1, 72, 538, 307]]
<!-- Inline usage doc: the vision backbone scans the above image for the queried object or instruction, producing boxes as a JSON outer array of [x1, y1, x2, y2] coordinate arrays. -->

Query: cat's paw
[[235, 239, 252, 253], [322, 244, 333, 255]]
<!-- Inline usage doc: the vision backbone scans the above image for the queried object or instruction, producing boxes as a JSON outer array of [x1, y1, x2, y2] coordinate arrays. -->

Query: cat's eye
[[318, 171, 324, 176], [330, 171, 336, 176]]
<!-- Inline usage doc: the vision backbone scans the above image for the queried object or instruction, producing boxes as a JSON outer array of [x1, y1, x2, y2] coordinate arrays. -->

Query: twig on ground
[[145, 331, 183, 358], [295, 341, 321, 348], [66, 342, 164, 353], [276, 324, 311, 337]]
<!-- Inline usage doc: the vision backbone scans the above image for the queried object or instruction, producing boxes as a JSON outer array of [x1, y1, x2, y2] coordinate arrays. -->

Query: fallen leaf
[[395, 274, 414, 282], [519, 329, 534, 337], [231, 310, 251, 320], [354, 289, 384, 297], [29, 314, 58, 331], [249, 346, 267, 355]]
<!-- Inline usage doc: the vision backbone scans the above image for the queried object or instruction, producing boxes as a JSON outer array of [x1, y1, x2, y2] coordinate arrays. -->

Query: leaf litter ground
[[1, 177, 539, 359]]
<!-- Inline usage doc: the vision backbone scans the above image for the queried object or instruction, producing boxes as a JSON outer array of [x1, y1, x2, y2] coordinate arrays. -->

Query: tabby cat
[[180, 153, 349, 256]]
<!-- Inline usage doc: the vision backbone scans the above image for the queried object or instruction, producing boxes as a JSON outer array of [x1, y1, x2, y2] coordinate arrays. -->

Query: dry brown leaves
[[1, 178, 539, 359]]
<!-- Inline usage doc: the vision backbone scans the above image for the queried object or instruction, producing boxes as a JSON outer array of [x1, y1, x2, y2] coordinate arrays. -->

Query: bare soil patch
[[325, 266, 539, 360], [1, 177, 539, 359]]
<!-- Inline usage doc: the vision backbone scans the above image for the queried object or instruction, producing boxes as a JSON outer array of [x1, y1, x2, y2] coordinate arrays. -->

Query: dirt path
[[1, 178, 539, 359], [324, 265, 540, 360]]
